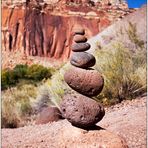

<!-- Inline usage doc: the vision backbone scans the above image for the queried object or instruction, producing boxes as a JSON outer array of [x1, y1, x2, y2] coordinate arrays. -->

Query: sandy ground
[[2, 96, 146, 148], [99, 96, 147, 148]]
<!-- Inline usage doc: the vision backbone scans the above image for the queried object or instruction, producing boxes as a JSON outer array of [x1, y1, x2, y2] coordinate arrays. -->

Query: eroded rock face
[[35, 107, 62, 125], [3, 0, 130, 64], [2, 0, 130, 64], [64, 66, 104, 96], [60, 94, 105, 128], [2, 5, 106, 60], [70, 51, 96, 68]]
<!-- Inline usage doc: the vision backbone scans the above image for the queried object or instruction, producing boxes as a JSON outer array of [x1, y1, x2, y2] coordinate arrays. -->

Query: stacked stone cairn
[[60, 27, 105, 128]]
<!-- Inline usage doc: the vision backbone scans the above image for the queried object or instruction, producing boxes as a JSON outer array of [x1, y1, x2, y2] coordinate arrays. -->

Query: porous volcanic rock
[[35, 107, 62, 125], [70, 51, 96, 68], [71, 43, 91, 52], [60, 93, 105, 128], [74, 35, 87, 43], [64, 66, 104, 96]]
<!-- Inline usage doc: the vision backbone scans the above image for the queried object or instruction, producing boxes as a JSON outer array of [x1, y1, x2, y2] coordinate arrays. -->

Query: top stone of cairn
[[72, 28, 85, 35]]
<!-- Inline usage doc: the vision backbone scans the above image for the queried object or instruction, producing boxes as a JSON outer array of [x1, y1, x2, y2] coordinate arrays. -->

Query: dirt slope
[[99, 96, 146, 148]]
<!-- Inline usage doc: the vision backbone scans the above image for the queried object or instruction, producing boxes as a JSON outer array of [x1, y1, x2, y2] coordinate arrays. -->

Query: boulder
[[70, 51, 96, 68], [64, 66, 104, 96], [60, 93, 105, 128], [35, 106, 62, 125]]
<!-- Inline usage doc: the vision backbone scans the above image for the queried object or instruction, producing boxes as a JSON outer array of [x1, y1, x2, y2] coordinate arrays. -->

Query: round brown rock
[[73, 28, 85, 35], [64, 67, 104, 96], [60, 93, 105, 128], [35, 107, 62, 125], [74, 35, 87, 43], [70, 52, 96, 68], [71, 43, 90, 52]]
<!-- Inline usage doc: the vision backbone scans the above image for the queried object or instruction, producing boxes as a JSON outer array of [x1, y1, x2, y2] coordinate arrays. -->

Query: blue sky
[[126, 0, 147, 8]]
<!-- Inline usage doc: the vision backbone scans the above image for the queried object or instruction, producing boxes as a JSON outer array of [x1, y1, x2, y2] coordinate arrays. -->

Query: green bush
[[26, 64, 53, 81], [1, 64, 55, 90], [94, 42, 146, 105], [1, 69, 18, 89], [13, 64, 28, 78]]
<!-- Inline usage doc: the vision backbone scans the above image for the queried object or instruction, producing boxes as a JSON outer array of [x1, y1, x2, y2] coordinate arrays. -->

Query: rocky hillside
[[88, 5, 147, 52], [2, 0, 132, 69]]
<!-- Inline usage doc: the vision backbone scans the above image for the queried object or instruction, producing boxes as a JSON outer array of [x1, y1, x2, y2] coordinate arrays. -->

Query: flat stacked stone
[[60, 27, 105, 128], [70, 52, 96, 68], [71, 43, 90, 52], [74, 35, 87, 43], [72, 28, 85, 35], [70, 28, 95, 68]]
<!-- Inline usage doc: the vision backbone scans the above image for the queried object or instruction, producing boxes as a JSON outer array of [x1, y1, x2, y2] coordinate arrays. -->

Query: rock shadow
[[72, 124, 105, 131]]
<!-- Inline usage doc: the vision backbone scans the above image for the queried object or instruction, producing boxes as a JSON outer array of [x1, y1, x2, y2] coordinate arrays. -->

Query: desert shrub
[[32, 85, 51, 113], [1, 69, 18, 89], [1, 64, 55, 90], [2, 90, 21, 128], [13, 64, 28, 78], [94, 42, 146, 105], [1, 70, 9, 89], [2, 84, 38, 128], [126, 22, 145, 49], [26, 64, 54, 81]]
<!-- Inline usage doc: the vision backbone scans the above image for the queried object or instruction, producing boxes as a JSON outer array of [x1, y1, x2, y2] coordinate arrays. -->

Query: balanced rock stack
[[60, 28, 105, 128]]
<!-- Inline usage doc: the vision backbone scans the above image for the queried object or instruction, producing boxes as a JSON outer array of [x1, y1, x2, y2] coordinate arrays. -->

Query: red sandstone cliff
[[2, 0, 129, 68]]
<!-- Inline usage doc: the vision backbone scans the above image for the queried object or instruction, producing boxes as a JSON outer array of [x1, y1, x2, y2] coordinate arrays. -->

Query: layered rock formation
[[1, 3, 104, 60], [2, 0, 130, 64]]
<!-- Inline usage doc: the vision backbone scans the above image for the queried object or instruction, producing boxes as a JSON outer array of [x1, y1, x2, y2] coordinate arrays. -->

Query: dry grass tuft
[[2, 84, 38, 128], [94, 42, 146, 105]]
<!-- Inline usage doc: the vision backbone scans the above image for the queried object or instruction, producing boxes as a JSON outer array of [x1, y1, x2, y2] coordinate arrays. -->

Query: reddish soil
[[2, 96, 146, 148]]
